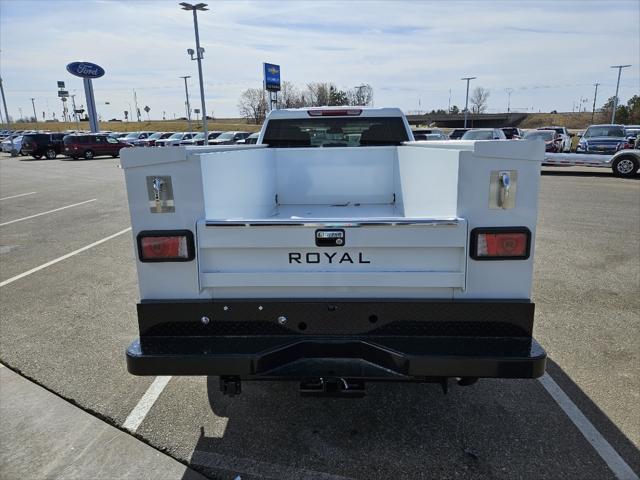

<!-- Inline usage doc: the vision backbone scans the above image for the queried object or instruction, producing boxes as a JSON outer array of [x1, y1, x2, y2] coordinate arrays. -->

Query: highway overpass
[[406, 112, 529, 128]]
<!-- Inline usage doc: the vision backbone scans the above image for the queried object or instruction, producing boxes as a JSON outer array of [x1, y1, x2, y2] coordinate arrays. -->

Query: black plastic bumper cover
[[126, 300, 546, 380]]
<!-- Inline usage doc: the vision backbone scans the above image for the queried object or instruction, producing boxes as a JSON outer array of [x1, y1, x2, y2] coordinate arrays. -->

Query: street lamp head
[[179, 2, 208, 10], [461, 76, 477, 81], [610, 64, 631, 68], [187, 48, 195, 56]]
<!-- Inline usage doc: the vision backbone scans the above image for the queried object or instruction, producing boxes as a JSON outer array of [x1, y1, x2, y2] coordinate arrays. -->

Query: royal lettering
[[288, 252, 371, 264]]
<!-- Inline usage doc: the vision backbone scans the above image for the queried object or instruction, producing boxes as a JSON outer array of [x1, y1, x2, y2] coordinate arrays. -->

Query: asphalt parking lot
[[0, 154, 638, 480]]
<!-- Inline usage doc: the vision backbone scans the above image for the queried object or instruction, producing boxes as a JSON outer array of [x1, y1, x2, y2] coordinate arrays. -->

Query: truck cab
[[121, 107, 546, 397]]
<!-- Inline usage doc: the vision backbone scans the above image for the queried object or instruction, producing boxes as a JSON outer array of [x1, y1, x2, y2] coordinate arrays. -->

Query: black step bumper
[[126, 299, 546, 380]]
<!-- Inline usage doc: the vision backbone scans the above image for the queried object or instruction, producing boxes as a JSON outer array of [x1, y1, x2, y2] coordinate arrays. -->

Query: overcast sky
[[1, 0, 639, 121]]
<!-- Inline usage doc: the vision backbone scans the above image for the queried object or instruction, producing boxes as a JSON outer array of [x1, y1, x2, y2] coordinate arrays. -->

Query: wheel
[[32, 154, 42, 160], [45, 149, 57, 159], [84, 149, 94, 160], [612, 156, 639, 178]]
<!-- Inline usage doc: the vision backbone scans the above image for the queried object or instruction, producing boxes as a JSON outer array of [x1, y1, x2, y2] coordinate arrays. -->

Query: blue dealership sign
[[263, 63, 281, 92], [66, 61, 105, 79]]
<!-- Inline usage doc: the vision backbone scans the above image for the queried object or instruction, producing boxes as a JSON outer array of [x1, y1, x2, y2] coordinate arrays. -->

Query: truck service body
[[122, 107, 547, 396]]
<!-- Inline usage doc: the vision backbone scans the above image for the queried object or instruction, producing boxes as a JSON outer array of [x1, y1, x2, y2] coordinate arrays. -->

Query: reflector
[[137, 230, 195, 262], [470, 227, 531, 260]]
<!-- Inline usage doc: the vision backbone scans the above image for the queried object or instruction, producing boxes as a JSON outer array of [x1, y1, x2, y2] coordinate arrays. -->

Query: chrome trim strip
[[205, 218, 461, 228]]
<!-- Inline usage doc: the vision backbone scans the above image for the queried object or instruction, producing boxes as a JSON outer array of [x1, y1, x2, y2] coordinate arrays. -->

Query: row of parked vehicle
[[412, 124, 640, 154], [0, 129, 260, 160], [110, 130, 258, 147]]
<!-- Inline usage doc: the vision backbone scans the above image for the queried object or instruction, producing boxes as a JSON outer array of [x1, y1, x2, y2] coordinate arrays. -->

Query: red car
[[63, 134, 132, 159], [523, 130, 563, 152]]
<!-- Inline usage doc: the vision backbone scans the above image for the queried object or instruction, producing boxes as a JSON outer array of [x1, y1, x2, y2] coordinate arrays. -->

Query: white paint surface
[[122, 376, 172, 433], [0, 191, 37, 201], [0, 227, 131, 287], [0, 199, 97, 227], [539, 373, 639, 480]]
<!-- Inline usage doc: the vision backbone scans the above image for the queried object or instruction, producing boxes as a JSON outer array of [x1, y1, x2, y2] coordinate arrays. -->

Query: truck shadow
[[179, 359, 639, 480]]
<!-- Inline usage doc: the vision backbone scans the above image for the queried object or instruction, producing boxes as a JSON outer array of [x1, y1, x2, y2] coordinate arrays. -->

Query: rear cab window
[[262, 117, 410, 148]]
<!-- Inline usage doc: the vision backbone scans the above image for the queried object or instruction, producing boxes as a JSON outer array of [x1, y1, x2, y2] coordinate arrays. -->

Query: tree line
[[238, 82, 374, 124]]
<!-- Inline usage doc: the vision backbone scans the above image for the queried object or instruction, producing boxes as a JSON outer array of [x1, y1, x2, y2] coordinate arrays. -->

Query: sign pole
[[83, 78, 99, 132]]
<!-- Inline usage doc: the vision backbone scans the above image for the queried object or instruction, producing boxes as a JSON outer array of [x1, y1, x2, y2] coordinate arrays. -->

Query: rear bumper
[[126, 299, 546, 380]]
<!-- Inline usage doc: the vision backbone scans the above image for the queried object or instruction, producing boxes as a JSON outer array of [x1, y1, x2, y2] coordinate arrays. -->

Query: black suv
[[21, 133, 66, 159]]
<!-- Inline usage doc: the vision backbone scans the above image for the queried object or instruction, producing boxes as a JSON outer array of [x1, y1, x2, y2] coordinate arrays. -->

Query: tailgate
[[196, 219, 467, 289]]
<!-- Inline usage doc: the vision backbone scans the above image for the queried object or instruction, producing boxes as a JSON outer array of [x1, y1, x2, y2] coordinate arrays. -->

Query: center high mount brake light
[[307, 109, 362, 117]]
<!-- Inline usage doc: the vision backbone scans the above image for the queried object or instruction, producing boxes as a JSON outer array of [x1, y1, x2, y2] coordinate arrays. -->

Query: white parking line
[[0, 227, 131, 287], [540, 373, 639, 480], [0, 198, 97, 226], [0, 191, 37, 201], [123, 376, 172, 433]]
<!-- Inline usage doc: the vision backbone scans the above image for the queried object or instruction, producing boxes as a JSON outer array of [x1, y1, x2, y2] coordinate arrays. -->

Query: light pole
[[180, 2, 209, 143], [461, 76, 476, 128], [505, 88, 513, 113], [0, 76, 10, 124], [591, 83, 600, 123], [180, 75, 192, 132], [610, 64, 631, 124]]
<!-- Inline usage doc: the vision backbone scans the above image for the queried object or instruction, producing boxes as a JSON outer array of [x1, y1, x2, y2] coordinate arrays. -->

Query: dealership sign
[[66, 61, 105, 79], [263, 63, 281, 92]]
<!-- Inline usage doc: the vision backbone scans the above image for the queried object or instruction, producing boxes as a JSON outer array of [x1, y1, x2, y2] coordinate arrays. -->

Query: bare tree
[[238, 88, 268, 124], [470, 87, 490, 113], [348, 84, 374, 106], [277, 81, 305, 109], [305, 82, 331, 106]]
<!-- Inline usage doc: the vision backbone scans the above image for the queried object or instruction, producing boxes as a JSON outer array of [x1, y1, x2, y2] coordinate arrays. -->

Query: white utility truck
[[121, 107, 546, 397]]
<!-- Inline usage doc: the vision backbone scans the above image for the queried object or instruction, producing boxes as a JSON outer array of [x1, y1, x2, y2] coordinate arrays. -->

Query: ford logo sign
[[66, 61, 105, 79]]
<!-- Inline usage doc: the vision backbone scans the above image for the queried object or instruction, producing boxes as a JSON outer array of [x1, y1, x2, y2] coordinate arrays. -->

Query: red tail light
[[307, 109, 362, 116], [137, 230, 195, 262], [470, 227, 531, 260]]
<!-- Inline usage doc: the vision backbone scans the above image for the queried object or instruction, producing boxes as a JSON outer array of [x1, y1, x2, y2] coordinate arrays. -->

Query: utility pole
[[181, 2, 209, 143], [461, 76, 476, 128], [505, 88, 513, 113], [610, 64, 631, 124], [180, 75, 192, 132], [0, 76, 16, 154], [30, 98, 37, 124], [0, 76, 10, 125], [448, 89, 451, 113]]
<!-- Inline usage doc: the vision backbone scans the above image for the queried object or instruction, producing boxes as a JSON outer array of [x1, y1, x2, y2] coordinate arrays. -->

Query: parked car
[[624, 125, 640, 148], [576, 124, 632, 154], [537, 126, 571, 152], [137, 132, 174, 147], [412, 128, 446, 137], [20, 133, 66, 159], [210, 131, 251, 145], [461, 129, 507, 140], [413, 133, 449, 141], [523, 130, 563, 152], [180, 131, 224, 146], [501, 127, 524, 140], [449, 128, 469, 139], [63, 134, 132, 159], [120, 131, 155, 145], [1, 135, 24, 154], [155, 132, 197, 146], [235, 132, 260, 144]]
